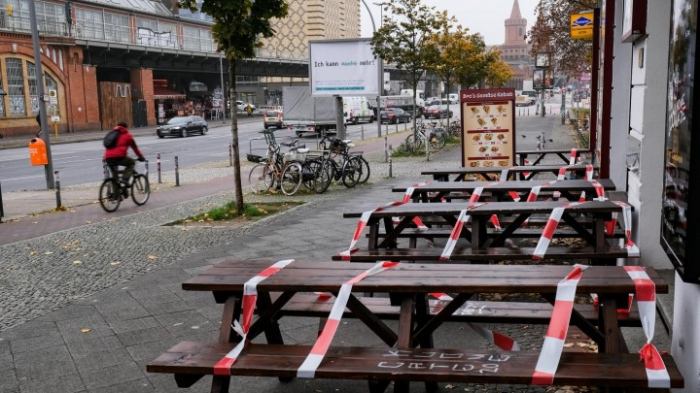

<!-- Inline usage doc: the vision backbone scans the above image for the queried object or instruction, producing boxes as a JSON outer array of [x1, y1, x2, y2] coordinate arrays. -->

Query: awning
[[154, 87, 186, 99]]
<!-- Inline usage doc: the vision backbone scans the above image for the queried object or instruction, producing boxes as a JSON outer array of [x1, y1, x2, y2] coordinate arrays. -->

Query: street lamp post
[[29, 0, 55, 189], [361, 0, 385, 138]]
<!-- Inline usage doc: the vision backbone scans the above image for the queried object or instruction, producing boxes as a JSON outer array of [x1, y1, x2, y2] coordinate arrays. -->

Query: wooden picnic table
[[148, 261, 682, 392], [422, 164, 600, 182], [517, 148, 589, 166], [337, 200, 630, 264], [393, 178, 616, 202]]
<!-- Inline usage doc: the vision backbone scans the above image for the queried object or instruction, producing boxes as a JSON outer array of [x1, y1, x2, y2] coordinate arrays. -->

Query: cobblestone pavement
[[0, 116, 631, 393]]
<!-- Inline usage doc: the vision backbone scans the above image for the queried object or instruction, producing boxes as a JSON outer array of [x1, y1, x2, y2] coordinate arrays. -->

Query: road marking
[[1, 175, 45, 182]]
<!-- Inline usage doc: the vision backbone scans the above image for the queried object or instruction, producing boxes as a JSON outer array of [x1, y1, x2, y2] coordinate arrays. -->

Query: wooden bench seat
[[277, 294, 641, 327], [148, 342, 684, 389], [333, 246, 632, 263]]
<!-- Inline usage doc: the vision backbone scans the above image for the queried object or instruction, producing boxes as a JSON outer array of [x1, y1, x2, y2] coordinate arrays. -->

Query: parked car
[[264, 110, 283, 129], [424, 104, 453, 119], [380, 108, 411, 124], [157, 115, 208, 138], [516, 95, 535, 106]]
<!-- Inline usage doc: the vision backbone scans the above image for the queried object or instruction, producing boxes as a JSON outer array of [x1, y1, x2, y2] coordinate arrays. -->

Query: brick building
[[499, 0, 532, 90], [0, 0, 360, 138]]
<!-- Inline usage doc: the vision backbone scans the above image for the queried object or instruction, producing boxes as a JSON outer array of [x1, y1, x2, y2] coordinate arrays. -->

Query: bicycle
[[313, 138, 366, 192], [247, 130, 303, 195], [99, 160, 150, 212], [318, 136, 370, 185], [405, 124, 446, 153]]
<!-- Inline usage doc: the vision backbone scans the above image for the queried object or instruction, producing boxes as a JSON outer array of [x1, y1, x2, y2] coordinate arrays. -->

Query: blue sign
[[572, 16, 592, 27]]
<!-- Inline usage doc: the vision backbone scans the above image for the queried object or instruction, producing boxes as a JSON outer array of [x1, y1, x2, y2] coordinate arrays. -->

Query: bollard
[[361, 125, 364, 140], [157, 153, 162, 184], [384, 136, 388, 163], [0, 180, 4, 222], [385, 123, 388, 135], [395, 121, 398, 133], [229, 143, 233, 167], [54, 170, 62, 209], [388, 145, 393, 178], [175, 156, 180, 186]]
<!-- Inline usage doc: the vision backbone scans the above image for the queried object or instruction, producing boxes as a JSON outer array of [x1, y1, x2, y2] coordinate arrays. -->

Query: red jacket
[[104, 126, 143, 159]]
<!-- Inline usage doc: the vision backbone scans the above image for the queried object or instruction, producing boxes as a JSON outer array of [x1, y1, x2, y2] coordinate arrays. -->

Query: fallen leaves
[[147, 255, 158, 261], [80, 328, 91, 333], [109, 261, 121, 266], [73, 261, 82, 265]]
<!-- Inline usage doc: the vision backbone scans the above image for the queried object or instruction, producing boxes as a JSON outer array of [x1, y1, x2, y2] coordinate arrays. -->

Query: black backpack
[[103, 129, 120, 148]]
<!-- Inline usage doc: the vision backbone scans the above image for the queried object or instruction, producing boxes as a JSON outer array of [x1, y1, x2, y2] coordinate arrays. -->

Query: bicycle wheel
[[99, 179, 121, 213], [314, 160, 334, 194], [248, 163, 272, 193], [429, 132, 446, 149], [280, 162, 303, 195], [356, 156, 371, 184], [302, 160, 319, 190], [405, 134, 421, 154], [131, 174, 150, 205], [341, 156, 362, 188]]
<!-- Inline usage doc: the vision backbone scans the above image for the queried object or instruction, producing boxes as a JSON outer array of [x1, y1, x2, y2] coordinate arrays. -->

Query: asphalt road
[[0, 117, 404, 192]]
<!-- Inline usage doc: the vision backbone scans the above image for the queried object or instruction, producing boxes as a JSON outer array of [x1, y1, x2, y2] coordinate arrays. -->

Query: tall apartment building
[[258, 0, 361, 60]]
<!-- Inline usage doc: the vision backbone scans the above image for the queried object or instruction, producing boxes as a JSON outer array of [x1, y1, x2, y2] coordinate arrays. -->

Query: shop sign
[[459, 89, 517, 168], [571, 12, 594, 39]]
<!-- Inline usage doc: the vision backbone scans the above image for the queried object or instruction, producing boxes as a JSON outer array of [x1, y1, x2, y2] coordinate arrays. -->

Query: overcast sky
[[360, 0, 539, 46]]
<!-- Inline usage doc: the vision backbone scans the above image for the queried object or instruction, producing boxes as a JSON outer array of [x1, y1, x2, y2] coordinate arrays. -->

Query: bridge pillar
[[130, 68, 157, 126]]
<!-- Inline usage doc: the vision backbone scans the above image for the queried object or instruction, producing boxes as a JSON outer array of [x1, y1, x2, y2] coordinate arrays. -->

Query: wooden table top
[[421, 164, 599, 176], [343, 200, 623, 218], [393, 179, 616, 193], [183, 261, 666, 294]]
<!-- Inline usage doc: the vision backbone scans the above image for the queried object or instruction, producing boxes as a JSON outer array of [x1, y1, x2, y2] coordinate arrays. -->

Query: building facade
[[0, 0, 360, 137], [499, 0, 532, 90]]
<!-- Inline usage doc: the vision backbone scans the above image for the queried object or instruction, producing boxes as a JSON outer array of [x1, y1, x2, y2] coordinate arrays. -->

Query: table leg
[[394, 295, 415, 393], [593, 215, 610, 266], [598, 296, 627, 353], [415, 295, 438, 393], [211, 294, 242, 393]]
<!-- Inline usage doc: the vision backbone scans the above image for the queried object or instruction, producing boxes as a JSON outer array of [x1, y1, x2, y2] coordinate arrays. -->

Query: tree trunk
[[229, 58, 244, 214]]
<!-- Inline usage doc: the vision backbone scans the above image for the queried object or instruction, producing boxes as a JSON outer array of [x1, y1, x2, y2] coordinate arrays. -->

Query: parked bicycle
[[99, 160, 150, 212], [405, 124, 446, 153], [314, 137, 370, 192], [247, 130, 304, 195]]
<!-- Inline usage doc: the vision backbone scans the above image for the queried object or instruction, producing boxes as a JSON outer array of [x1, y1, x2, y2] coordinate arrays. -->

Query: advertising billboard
[[460, 89, 517, 168], [309, 39, 380, 97]]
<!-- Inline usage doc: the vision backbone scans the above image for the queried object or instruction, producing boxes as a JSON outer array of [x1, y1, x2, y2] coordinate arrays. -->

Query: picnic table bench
[[148, 261, 682, 392], [517, 148, 589, 167], [422, 164, 599, 182], [336, 200, 632, 265], [393, 179, 616, 203]]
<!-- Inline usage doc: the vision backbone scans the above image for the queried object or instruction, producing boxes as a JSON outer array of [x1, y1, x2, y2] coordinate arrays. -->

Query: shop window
[[6, 57, 25, 116]]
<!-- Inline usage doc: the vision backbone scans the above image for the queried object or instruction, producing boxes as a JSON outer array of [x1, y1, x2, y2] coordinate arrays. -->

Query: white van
[[343, 97, 374, 124]]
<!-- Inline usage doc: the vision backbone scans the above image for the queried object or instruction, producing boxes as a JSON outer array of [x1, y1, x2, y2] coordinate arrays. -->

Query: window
[[27, 61, 38, 114], [104, 12, 130, 44], [75, 7, 104, 40], [45, 73, 59, 116], [137, 18, 176, 48], [6, 58, 25, 115], [34, 1, 65, 35]]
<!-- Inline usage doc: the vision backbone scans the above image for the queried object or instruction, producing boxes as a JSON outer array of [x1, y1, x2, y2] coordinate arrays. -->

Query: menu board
[[661, 0, 700, 283], [460, 89, 516, 168]]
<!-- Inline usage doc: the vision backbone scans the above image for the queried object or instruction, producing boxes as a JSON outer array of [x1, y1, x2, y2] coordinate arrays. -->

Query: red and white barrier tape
[[585, 164, 594, 180], [623, 266, 671, 388], [613, 201, 640, 257], [297, 261, 400, 378], [569, 148, 578, 165], [440, 203, 485, 260], [213, 259, 294, 375], [470, 186, 501, 230], [499, 169, 522, 202], [532, 203, 586, 260], [553, 166, 568, 200], [532, 265, 588, 385], [523, 159, 532, 178], [339, 182, 429, 260], [429, 293, 520, 351], [588, 179, 606, 200]]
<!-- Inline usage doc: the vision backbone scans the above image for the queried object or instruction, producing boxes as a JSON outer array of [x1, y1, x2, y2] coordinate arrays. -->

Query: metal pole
[[157, 153, 162, 184], [361, 125, 364, 140], [384, 135, 388, 163], [388, 144, 393, 178], [29, 0, 54, 189], [54, 170, 61, 209], [220, 55, 226, 123], [175, 156, 180, 186], [0, 180, 4, 222], [229, 143, 233, 166]]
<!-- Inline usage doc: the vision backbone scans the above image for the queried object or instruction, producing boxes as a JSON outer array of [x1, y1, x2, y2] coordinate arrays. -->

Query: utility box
[[29, 138, 48, 166]]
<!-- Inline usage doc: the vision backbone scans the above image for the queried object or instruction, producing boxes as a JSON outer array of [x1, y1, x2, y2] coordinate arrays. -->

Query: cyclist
[[104, 122, 145, 195]]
